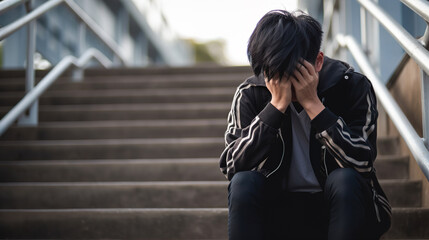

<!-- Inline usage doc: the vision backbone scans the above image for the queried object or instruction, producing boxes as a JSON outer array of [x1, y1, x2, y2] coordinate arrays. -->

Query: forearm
[[312, 107, 377, 172], [221, 103, 285, 180]]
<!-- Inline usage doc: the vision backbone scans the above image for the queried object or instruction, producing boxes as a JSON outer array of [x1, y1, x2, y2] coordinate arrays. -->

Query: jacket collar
[[318, 56, 354, 94]]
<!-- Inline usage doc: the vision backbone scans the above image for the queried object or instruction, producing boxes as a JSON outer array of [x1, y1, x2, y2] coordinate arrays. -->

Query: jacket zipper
[[267, 129, 285, 178], [372, 188, 382, 222], [321, 145, 328, 176]]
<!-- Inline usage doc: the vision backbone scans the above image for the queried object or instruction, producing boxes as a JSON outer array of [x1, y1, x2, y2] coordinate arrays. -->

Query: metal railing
[[333, 0, 429, 180], [0, 48, 112, 136], [0, 0, 127, 63], [0, 0, 123, 134]]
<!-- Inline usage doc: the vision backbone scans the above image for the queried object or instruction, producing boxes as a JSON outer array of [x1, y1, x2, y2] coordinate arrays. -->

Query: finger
[[265, 77, 275, 85], [281, 77, 292, 86], [280, 74, 289, 83], [296, 63, 311, 80], [293, 69, 304, 83], [290, 75, 301, 88], [270, 79, 279, 86], [302, 60, 316, 76]]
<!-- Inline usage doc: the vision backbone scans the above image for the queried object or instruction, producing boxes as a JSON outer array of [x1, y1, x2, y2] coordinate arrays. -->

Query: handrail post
[[72, 22, 85, 82], [421, 25, 429, 149], [422, 69, 429, 148], [18, 0, 38, 126]]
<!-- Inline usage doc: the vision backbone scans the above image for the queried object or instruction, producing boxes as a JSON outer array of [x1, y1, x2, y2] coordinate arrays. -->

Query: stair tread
[[0, 180, 419, 208], [0, 158, 218, 165], [0, 137, 224, 146], [10, 119, 226, 128], [1, 87, 235, 97], [1, 207, 427, 239], [1, 207, 427, 211], [1, 102, 231, 111], [0, 179, 420, 186]]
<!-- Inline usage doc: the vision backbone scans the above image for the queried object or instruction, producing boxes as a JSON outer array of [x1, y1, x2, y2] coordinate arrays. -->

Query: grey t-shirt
[[286, 102, 322, 192]]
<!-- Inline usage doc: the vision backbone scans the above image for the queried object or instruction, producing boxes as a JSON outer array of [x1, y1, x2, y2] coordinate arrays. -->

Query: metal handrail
[[336, 35, 429, 180], [401, 0, 429, 23], [352, 0, 429, 183], [0, 0, 127, 64], [63, 0, 127, 65], [357, 0, 429, 75], [0, 0, 61, 40], [0, 48, 112, 136], [0, 0, 29, 14], [322, 0, 336, 50], [0, 0, 123, 134]]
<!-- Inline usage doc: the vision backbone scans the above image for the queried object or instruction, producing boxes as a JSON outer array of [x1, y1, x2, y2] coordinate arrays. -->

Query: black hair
[[247, 10, 323, 80]]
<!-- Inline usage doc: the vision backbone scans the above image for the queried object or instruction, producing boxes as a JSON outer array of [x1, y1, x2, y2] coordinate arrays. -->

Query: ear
[[315, 51, 324, 72]]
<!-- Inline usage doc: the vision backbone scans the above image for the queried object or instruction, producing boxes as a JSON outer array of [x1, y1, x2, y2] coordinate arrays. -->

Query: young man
[[219, 10, 391, 240]]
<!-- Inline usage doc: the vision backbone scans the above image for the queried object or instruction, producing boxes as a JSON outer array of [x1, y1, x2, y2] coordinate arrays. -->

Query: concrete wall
[[385, 57, 429, 207]]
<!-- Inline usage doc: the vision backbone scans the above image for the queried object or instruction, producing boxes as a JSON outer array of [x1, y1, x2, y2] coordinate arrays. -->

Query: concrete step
[[377, 136, 401, 155], [0, 156, 407, 182], [0, 73, 245, 92], [0, 158, 225, 182], [0, 119, 226, 140], [381, 179, 422, 207], [0, 88, 235, 106], [0, 180, 420, 209], [0, 103, 231, 121], [0, 208, 427, 239], [0, 208, 228, 239], [385, 208, 429, 239], [72, 65, 251, 76], [0, 138, 224, 160], [0, 66, 252, 79], [0, 182, 227, 209], [374, 155, 409, 179]]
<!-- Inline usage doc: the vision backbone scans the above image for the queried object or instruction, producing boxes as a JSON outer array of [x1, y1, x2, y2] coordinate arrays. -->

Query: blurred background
[[0, 0, 426, 83], [1, 0, 300, 68]]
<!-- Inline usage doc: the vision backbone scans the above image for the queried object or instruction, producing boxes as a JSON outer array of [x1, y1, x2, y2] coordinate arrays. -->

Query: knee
[[229, 171, 267, 206], [325, 168, 364, 201]]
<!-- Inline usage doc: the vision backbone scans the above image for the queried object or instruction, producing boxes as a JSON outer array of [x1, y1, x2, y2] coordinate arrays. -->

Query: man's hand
[[265, 75, 292, 113], [290, 60, 325, 119]]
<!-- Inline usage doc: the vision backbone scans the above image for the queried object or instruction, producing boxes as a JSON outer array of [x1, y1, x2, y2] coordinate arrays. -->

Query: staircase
[[0, 66, 427, 239]]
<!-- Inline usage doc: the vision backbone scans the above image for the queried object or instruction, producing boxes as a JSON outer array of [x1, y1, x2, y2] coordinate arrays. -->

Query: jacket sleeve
[[219, 83, 285, 180], [311, 75, 378, 173]]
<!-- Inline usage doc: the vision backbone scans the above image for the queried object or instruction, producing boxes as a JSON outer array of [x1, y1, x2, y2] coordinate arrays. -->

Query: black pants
[[228, 168, 380, 240]]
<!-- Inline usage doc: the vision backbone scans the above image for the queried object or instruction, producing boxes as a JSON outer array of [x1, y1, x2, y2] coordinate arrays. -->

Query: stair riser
[[0, 77, 243, 92], [0, 184, 228, 209], [0, 140, 225, 160], [0, 124, 226, 140], [377, 137, 401, 155], [0, 66, 251, 78], [385, 208, 429, 238], [0, 108, 230, 121], [0, 158, 406, 182], [0, 208, 427, 239], [374, 157, 409, 179], [0, 160, 225, 182], [0, 209, 228, 239], [0, 91, 235, 106], [0, 181, 420, 209]]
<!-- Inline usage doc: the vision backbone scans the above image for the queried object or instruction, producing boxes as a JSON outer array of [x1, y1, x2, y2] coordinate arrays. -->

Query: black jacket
[[219, 56, 391, 226]]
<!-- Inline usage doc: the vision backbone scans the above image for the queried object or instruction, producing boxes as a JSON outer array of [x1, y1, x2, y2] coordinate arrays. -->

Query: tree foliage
[[187, 39, 227, 65]]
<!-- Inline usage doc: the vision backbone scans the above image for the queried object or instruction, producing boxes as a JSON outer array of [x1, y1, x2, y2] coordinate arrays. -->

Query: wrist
[[303, 99, 325, 120], [270, 99, 289, 113]]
